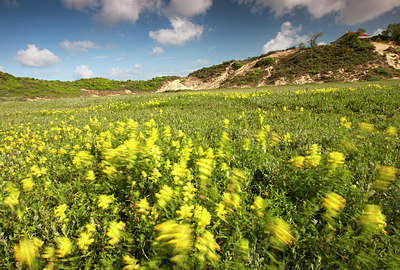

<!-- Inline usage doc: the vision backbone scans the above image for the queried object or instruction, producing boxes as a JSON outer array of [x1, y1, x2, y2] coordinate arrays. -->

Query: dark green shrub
[[232, 61, 244, 70], [364, 74, 383, 81], [254, 57, 275, 68], [373, 67, 393, 77], [309, 70, 319, 76]]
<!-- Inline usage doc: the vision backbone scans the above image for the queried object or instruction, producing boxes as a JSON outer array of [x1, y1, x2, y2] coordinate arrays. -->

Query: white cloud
[[191, 58, 209, 66], [149, 17, 203, 46], [15, 44, 61, 68], [59, 40, 98, 54], [61, 0, 99, 11], [74, 65, 94, 79], [150, 46, 165, 55], [99, 0, 157, 25], [236, 0, 400, 25], [337, 0, 400, 25], [0, 66, 4, 72], [262, 21, 307, 53], [105, 65, 144, 80], [106, 66, 124, 79], [93, 55, 109, 59], [317, 41, 327, 45], [373, 28, 385, 36], [168, 0, 212, 17]]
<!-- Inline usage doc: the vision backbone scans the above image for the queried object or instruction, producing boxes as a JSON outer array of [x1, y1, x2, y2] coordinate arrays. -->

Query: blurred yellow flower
[[328, 151, 345, 169], [289, 156, 305, 168], [375, 165, 397, 189], [123, 255, 141, 270], [270, 218, 295, 246], [98, 195, 115, 209], [107, 221, 126, 245], [359, 122, 374, 132], [360, 204, 387, 235], [56, 237, 73, 258], [385, 126, 398, 136], [77, 232, 94, 251], [195, 230, 220, 262], [55, 204, 68, 222], [176, 204, 195, 219], [14, 238, 41, 268], [194, 206, 211, 228]]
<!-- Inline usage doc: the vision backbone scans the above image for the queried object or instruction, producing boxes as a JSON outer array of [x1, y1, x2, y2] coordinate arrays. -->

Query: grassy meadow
[[1, 81, 399, 269]]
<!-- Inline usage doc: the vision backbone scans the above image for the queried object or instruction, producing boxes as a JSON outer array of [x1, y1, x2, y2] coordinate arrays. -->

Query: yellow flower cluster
[[360, 204, 387, 235], [107, 221, 126, 245], [375, 165, 397, 189], [328, 151, 345, 169], [270, 218, 295, 246], [155, 220, 192, 265]]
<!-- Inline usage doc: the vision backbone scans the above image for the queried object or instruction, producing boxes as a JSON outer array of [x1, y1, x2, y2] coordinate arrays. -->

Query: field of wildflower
[[1, 83, 399, 269]]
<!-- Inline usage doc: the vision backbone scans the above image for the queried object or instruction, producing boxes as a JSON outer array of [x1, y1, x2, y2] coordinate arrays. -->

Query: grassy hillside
[[0, 72, 178, 100], [1, 82, 399, 269], [186, 39, 399, 88]]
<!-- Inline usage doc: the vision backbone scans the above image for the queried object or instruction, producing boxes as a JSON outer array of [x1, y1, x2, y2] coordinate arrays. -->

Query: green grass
[[1, 81, 399, 269]]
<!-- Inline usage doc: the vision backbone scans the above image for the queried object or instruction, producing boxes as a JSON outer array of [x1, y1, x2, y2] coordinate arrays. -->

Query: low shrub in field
[[0, 84, 399, 269]]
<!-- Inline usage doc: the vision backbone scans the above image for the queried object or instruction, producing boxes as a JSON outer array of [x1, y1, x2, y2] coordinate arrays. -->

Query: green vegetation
[[270, 43, 378, 82], [232, 61, 244, 70], [1, 82, 399, 269], [0, 72, 178, 100], [0, 73, 80, 100], [73, 78, 120, 91], [124, 76, 179, 92], [254, 57, 275, 68], [188, 61, 233, 81]]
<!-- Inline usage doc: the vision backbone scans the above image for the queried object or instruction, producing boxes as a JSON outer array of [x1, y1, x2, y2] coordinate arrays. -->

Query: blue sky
[[1, 0, 400, 81]]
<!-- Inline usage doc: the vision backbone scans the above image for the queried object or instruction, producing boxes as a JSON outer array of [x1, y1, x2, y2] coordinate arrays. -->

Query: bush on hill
[[124, 76, 179, 92], [189, 61, 233, 81]]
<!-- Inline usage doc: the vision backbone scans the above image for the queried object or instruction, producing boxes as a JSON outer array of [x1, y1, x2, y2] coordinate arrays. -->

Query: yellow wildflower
[[176, 204, 195, 219], [136, 198, 151, 215], [107, 221, 126, 245], [77, 232, 94, 251], [194, 205, 212, 228], [56, 237, 73, 258], [14, 238, 41, 268], [385, 126, 398, 136], [86, 170, 96, 181], [360, 204, 387, 235], [289, 156, 305, 168], [223, 119, 230, 129], [41, 246, 55, 260], [195, 230, 220, 262], [216, 202, 228, 220], [4, 186, 20, 208], [359, 122, 374, 132], [340, 117, 351, 129], [322, 192, 346, 227], [21, 177, 35, 190], [328, 151, 345, 169], [155, 220, 192, 265], [155, 185, 174, 208], [123, 255, 141, 270], [250, 196, 265, 216], [270, 218, 295, 246], [98, 195, 115, 209], [55, 204, 68, 222], [283, 132, 292, 143], [375, 165, 397, 189]]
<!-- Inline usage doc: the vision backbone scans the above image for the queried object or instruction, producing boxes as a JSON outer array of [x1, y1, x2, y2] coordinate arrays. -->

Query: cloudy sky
[[1, 0, 399, 81]]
